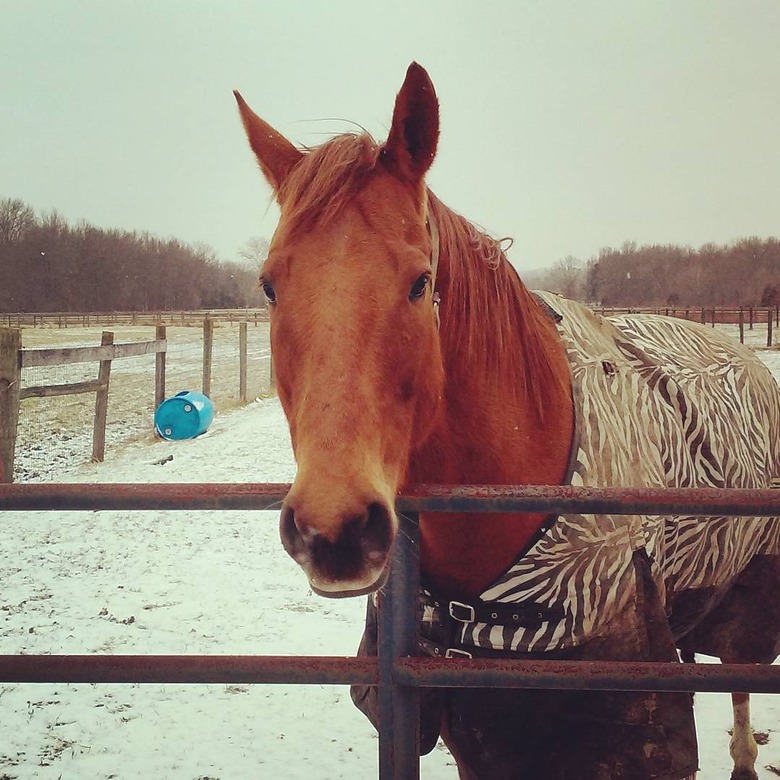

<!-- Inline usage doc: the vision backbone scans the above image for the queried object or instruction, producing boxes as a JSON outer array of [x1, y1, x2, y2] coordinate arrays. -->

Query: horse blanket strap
[[438, 293, 780, 656], [418, 585, 565, 659]]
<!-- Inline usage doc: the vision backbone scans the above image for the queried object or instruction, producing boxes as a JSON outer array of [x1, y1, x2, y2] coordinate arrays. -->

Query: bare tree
[[549, 256, 585, 300], [0, 198, 35, 244], [237, 236, 269, 270]]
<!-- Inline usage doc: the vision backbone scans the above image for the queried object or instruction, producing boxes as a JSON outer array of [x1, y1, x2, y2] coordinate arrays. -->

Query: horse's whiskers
[[262, 500, 285, 512], [395, 514, 420, 554]]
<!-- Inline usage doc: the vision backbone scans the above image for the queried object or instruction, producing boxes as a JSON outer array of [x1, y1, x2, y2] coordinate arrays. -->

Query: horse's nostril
[[362, 501, 394, 558], [280, 504, 310, 561]]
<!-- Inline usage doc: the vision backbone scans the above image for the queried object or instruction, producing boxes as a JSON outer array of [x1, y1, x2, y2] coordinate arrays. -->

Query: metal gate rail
[[1, 482, 779, 779]]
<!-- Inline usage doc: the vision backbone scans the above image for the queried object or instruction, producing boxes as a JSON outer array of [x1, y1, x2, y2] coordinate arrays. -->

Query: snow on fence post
[[0, 328, 21, 484], [91, 331, 114, 463], [202, 316, 214, 397]]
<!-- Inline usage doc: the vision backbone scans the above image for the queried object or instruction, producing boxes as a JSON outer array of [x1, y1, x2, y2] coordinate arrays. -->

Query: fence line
[[0, 309, 269, 328], [0, 328, 167, 482], [0, 482, 778, 780], [2, 320, 276, 482], [595, 305, 779, 345], [4, 306, 777, 346]]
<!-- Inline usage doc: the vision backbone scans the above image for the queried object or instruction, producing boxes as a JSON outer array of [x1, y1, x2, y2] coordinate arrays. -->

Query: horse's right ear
[[234, 90, 303, 196], [381, 62, 439, 185]]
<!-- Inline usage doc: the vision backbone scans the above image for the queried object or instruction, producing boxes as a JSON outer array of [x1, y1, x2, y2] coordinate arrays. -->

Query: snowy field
[[1, 324, 779, 778]]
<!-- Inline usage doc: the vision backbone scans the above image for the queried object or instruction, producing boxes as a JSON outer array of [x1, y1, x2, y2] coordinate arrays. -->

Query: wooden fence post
[[202, 317, 214, 397], [91, 331, 114, 463], [0, 329, 22, 483], [155, 325, 166, 409], [768, 309, 773, 348], [239, 322, 248, 403], [739, 309, 744, 344]]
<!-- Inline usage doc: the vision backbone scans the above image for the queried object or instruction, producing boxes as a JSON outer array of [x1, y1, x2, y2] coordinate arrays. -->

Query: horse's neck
[[408, 244, 575, 599]]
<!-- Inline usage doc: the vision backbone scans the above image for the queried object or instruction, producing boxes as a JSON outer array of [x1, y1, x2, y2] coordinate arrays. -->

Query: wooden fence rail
[[0, 309, 269, 328], [0, 328, 167, 483]]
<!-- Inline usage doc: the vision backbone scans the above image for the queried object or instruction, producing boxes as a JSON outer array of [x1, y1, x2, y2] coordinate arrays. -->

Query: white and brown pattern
[[459, 294, 780, 654]]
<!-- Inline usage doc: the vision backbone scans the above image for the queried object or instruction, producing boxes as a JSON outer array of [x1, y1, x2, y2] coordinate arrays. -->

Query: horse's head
[[235, 63, 444, 597]]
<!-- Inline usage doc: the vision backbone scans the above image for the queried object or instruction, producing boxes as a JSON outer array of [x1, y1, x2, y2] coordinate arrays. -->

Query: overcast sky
[[2, 1, 779, 272]]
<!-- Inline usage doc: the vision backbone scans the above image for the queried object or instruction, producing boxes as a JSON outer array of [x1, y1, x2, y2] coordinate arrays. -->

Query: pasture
[[12, 321, 272, 482]]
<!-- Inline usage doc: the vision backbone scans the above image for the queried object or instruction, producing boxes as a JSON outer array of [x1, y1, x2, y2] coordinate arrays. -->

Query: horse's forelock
[[278, 134, 380, 235]]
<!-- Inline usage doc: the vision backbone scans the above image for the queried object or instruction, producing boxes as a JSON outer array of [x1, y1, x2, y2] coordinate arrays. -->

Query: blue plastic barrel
[[154, 391, 214, 440]]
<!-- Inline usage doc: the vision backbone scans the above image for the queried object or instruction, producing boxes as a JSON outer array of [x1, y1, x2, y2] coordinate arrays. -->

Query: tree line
[[527, 236, 780, 307], [0, 197, 264, 312]]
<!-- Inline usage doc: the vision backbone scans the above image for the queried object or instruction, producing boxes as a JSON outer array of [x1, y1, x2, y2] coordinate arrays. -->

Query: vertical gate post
[[378, 512, 420, 779], [202, 317, 214, 397], [239, 322, 248, 403], [91, 331, 113, 463], [155, 325, 166, 409], [0, 328, 21, 484]]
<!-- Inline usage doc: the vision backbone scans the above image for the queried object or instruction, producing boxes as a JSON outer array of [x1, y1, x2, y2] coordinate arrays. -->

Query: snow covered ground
[[1, 333, 779, 778]]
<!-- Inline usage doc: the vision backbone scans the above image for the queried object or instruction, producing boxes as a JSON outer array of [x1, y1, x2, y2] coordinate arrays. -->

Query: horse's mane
[[278, 133, 563, 418], [427, 192, 564, 419]]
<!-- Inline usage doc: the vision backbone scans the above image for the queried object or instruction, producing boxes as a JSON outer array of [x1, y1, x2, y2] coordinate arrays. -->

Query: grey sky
[[2, 1, 778, 272]]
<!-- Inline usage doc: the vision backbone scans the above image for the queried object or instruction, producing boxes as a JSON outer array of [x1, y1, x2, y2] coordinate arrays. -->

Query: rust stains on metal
[[393, 657, 780, 694], [3, 482, 780, 516], [0, 654, 378, 686]]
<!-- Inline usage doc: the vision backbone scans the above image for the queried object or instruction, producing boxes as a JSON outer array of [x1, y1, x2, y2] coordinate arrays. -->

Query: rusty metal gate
[[1, 482, 780, 778]]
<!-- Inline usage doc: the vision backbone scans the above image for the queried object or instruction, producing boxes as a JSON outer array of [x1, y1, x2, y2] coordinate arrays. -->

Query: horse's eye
[[261, 281, 277, 305], [409, 273, 429, 301]]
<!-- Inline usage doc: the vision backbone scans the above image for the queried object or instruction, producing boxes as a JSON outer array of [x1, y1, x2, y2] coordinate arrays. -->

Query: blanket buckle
[[448, 600, 476, 623], [445, 647, 473, 659]]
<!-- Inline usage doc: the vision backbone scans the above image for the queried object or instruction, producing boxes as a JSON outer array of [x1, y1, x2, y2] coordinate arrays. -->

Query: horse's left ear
[[381, 62, 439, 184]]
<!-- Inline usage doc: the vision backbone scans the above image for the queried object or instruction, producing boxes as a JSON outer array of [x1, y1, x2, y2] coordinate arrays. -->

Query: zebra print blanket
[[446, 294, 780, 655]]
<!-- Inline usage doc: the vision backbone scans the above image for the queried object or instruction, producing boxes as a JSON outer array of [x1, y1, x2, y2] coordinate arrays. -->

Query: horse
[[234, 63, 780, 779]]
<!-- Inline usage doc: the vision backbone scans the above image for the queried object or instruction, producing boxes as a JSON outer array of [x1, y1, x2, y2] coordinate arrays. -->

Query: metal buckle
[[448, 600, 476, 623], [445, 648, 473, 659]]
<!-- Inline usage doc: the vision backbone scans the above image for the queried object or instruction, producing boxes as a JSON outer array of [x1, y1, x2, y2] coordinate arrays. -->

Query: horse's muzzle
[[279, 499, 395, 598]]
